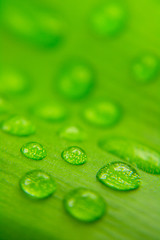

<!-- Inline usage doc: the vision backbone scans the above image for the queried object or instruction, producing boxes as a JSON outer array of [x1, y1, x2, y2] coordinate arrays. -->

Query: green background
[[1, 0, 160, 239]]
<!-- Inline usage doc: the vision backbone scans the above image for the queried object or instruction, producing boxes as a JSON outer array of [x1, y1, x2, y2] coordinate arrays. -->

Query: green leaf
[[1, 0, 160, 239]]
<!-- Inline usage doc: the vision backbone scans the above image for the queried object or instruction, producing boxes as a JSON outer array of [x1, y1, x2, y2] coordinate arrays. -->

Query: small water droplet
[[99, 137, 160, 174], [21, 142, 47, 160], [2, 2, 64, 47], [97, 162, 141, 191], [90, 1, 127, 37], [20, 170, 56, 199], [59, 125, 86, 141], [33, 102, 68, 122], [57, 60, 94, 100], [83, 100, 121, 127], [132, 53, 159, 83], [64, 188, 106, 222], [61, 146, 87, 165], [0, 68, 30, 96], [2, 116, 36, 136]]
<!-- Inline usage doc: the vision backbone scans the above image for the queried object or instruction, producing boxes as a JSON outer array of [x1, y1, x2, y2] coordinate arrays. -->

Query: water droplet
[[0, 68, 30, 96], [2, 116, 36, 136], [90, 2, 127, 37], [97, 162, 141, 191], [83, 100, 121, 127], [33, 102, 68, 122], [20, 170, 56, 199], [99, 137, 160, 174], [64, 188, 106, 222], [21, 142, 47, 160], [2, 2, 64, 47], [132, 53, 159, 83], [59, 125, 86, 141], [57, 60, 94, 100], [61, 146, 87, 165]]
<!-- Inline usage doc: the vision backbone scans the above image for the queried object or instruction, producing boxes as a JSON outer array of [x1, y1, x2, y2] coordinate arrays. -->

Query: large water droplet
[[99, 137, 160, 174], [0, 68, 30, 96], [59, 125, 86, 141], [90, 1, 127, 37], [61, 146, 87, 165], [21, 142, 47, 160], [97, 162, 141, 191], [132, 53, 159, 83], [33, 102, 68, 122], [83, 100, 121, 127], [20, 170, 56, 199], [2, 2, 64, 47], [64, 188, 106, 222], [2, 116, 36, 136], [57, 60, 94, 100]]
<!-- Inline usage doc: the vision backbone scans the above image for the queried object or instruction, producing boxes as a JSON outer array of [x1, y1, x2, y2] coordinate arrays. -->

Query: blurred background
[[1, 0, 160, 239]]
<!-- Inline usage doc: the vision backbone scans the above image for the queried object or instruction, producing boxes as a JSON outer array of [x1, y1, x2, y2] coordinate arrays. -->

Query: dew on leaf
[[2, 116, 36, 136], [21, 142, 47, 160], [0, 68, 30, 96], [97, 162, 141, 191], [20, 170, 56, 199], [2, 2, 64, 48], [90, 1, 127, 37], [83, 100, 121, 127], [61, 146, 87, 165], [33, 102, 68, 122], [64, 188, 106, 222], [99, 137, 160, 174], [132, 53, 159, 83], [57, 60, 94, 100], [59, 125, 86, 141]]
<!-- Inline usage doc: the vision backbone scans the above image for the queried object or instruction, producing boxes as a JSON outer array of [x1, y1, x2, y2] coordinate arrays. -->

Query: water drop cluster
[[1, 0, 159, 227]]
